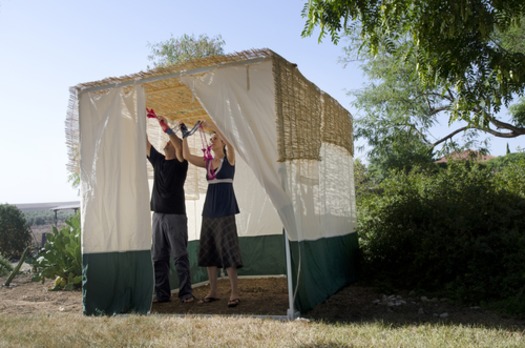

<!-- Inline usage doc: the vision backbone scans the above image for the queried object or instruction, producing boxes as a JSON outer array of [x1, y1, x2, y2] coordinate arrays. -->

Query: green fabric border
[[82, 250, 153, 315], [289, 232, 359, 313], [168, 234, 287, 287]]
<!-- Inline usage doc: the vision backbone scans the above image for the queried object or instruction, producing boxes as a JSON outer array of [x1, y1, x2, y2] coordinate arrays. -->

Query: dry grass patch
[[1, 313, 524, 348], [2, 272, 525, 347]]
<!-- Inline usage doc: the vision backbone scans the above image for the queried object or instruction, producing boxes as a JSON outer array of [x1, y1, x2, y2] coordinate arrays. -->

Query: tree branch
[[432, 121, 524, 149], [488, 117, 525, 135], [483, 126, 525, 138], [432, 126, 471, 147], [428, 105, 451, 116]]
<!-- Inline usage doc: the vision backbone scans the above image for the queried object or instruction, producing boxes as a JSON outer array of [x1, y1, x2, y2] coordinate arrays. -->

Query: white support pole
[[284, 229, 299, 320]]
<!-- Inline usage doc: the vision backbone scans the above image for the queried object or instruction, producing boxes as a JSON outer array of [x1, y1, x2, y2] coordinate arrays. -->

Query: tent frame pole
[[284, 229, 299, 319], [77, 57, 268, 94]]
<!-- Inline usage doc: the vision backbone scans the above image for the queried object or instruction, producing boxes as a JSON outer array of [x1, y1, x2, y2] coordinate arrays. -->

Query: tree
[[0, 204, 33, 259], [348, 35, 491, 164], [338, 15, 525, 176], [510, 98, 525, 127], [302, 1, 525, 133], [353, 158, 371, 199], [147, 33, 225, 69]]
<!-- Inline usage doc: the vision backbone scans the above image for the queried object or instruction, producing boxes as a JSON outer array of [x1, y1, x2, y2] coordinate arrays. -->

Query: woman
[[181, 122, 242, 307]]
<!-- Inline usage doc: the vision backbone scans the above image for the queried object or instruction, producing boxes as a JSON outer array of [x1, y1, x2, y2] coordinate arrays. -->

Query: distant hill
[[14, 201, 80, 212]]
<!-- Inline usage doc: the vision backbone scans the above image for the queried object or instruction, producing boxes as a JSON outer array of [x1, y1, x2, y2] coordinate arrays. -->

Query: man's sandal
[[181, 295, 197, 304]]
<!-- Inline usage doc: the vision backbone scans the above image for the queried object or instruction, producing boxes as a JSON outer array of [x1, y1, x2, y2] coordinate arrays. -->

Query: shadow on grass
[[303, 282, 525, 332]]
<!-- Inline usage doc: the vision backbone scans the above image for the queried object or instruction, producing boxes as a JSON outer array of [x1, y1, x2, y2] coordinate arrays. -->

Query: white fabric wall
[[184, 154, 282, 240], [79, 86, 152, 253], [232, 154, 282, 237], [280, 144, 356, 240]]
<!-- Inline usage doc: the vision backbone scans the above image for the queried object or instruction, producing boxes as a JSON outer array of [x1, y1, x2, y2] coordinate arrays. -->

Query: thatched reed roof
[[73, 49, 271, 124], [66, 48, 353, 177]]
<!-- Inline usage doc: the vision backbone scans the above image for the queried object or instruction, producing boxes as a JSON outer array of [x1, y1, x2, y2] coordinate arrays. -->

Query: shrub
[[33, 213, 82, 290], [0, 204, 33, 259], [489, 152, 525, 199], [357, 160, 525, 315], [0, 253, 14, 277]]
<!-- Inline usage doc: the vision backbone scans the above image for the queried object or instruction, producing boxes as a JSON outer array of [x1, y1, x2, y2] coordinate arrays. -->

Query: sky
[[0, 0, 522, 204]]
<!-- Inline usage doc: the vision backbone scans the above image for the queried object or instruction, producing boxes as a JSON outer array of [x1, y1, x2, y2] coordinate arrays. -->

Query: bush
[[0, 253, 14, 277], [358, 160, 525, 315], [489, 152, 525, 199], [33, 213, 82, 290], [0, 204, 33, 259]]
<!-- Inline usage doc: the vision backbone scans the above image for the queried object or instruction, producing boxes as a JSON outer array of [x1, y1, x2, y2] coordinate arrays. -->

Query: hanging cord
[[197, 124, 216, 180], [181, 120, 215, 180], [147, 110, 213, 179]]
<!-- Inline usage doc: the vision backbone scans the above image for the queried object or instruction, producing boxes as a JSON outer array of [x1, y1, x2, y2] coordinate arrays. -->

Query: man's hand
[[146, 108, 171, 133], [157, 116, 171, 133]]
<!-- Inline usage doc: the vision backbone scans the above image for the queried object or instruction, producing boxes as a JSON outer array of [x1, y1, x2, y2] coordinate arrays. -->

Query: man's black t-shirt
[[147, 146, 188, 214]]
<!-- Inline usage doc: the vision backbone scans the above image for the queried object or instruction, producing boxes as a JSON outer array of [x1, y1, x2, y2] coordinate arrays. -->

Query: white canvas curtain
[[181, 60, 299, 239], [80, 86, 151, 253]]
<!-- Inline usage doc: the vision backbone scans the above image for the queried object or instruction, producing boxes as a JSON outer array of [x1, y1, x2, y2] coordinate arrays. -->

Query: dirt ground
[[1, 271, 524, 329]]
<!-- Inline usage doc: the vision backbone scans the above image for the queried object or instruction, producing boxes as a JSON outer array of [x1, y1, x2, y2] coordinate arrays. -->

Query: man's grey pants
[[151, 213, 192, 301]]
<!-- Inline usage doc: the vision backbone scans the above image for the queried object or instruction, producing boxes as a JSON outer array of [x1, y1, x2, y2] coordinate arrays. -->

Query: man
[[147, 115, 194, 303]]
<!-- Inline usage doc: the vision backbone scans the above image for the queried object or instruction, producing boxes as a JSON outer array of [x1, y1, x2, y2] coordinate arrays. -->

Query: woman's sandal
[[227, 298, 240, 308], [199, 296, 220, 304]]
